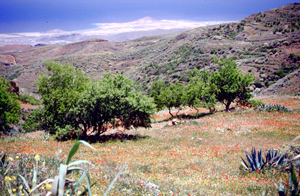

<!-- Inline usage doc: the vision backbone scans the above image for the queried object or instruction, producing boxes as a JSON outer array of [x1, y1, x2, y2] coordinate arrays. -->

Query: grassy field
[[1, 96, 300, 195]]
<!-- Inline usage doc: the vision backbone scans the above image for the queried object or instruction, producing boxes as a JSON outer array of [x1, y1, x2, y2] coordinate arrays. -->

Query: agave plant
[[13, 140, 126, 196], [277, 163, 299, 196], [265, 148, 288, 167], [241, 147, 265, 171], [241, 148, 289, 172], [257, 104, 292, 113]]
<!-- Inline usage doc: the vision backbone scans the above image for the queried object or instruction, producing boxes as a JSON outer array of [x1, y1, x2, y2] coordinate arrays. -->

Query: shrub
[[257, 104, 292, 112], [0, 77, 21, 134], [248, 99, 264, 108], [18, 94, 41, 105]]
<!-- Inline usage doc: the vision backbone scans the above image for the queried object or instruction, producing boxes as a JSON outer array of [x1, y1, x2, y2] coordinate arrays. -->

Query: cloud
[[86, 17, 231, 35], [0, 17, 231, 45]]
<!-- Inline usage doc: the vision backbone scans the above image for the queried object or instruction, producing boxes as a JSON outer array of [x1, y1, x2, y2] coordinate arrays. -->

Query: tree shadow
[[79, 133, 150, 144], [156, 112, 214, 123]]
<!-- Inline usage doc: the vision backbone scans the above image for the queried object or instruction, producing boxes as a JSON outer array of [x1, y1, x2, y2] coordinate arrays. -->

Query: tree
[[36, 61, 89, 134], [0, 77, 20, 133], [210, 58, 254, 111], [72, 73, 156, 137], [150, 81, 185, 117], [36, 62, 155, 139], [185, 69, 216, 112]]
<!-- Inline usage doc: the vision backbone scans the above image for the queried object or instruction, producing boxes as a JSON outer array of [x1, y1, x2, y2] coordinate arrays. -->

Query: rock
[[172, 119, 178, 125], [4, 125, 20, 136], [197, 138, 203, 142]]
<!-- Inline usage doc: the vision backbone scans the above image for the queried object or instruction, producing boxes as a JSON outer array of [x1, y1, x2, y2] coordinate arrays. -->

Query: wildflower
[[12, 176, 16, 181], [7, 190, 12, 194], [8, 157, 13, 162], [15, 156, 19, 159], [45, 183, 51, 191], [19, 185, 23, 190], [4, 176, 10, 182], [12, 188, 16, 192], [78, 191, 82, 195], [42, 161, 45, 167], [34, 154, 40, 161]]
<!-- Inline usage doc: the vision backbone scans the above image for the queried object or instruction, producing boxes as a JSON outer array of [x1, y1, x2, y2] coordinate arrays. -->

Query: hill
[[0, 3, 299, 95]]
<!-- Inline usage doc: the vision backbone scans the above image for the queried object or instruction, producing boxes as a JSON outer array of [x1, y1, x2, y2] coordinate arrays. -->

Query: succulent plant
[[265, 148, 288, 167], [257, 104, 292, 113], [241, 147, 265, 171], [241, 148, 289, 171]]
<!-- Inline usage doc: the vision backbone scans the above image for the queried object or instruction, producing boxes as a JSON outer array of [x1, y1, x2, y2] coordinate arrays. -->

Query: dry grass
[[1, 96, 300, 195]]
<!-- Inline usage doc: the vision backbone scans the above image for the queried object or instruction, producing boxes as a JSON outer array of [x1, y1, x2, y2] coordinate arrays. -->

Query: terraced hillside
[[0, 3, 299, 95]]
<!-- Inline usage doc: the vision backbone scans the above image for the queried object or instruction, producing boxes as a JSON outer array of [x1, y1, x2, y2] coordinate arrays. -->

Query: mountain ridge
[[0, 3, 300, 96]]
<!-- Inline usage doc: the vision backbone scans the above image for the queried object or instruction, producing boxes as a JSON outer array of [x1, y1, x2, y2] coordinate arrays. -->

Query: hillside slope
[[0, 3, 299, 95]]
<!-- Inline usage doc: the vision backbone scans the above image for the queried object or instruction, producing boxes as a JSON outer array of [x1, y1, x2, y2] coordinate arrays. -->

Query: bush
[[248, 99, 264, 108], [18, 94, 41, 105], [22, 108, 45, 132], [257, 104, 292, 112], [0, 77, 21, 134]]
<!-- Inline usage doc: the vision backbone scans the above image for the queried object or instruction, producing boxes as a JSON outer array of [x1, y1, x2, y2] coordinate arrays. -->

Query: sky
[[0, 0, 299, 34]]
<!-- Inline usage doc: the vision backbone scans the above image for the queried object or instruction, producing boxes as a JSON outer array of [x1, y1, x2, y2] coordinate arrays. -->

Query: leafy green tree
[[185, 69, 216, 112], [150, 81, 185, 117], [0, 77, 20, 133], [210, 58, 255, 111], [36, 61, 89, 134], [37, 62, 156, 139], [72, 73, 156, 137]]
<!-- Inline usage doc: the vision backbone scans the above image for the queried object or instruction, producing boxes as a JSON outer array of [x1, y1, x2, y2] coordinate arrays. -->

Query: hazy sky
[[0, 0, 299, 33]]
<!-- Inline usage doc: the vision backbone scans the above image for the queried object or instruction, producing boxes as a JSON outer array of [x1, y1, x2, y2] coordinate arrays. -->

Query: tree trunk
[[225, 101, 231, 111], [168, 108, 174, 118]]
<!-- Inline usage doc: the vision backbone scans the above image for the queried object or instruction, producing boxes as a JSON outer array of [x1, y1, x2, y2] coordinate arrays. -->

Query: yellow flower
[[42, 161, 45, 167], [12, 188, 16, 192], [19, 185, 23, 190], [7, 190, 12, 194], [34, 155, 40, 161], [45, 183, 51, 191], [41, 186, 44, 190], [8, 157, 13, 162], [4, 176, 10, 182], [12, 176, 16, 181], [77, 191, 82, 195], [15, 156, 19, 159], [33, 179, 36, 183]]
